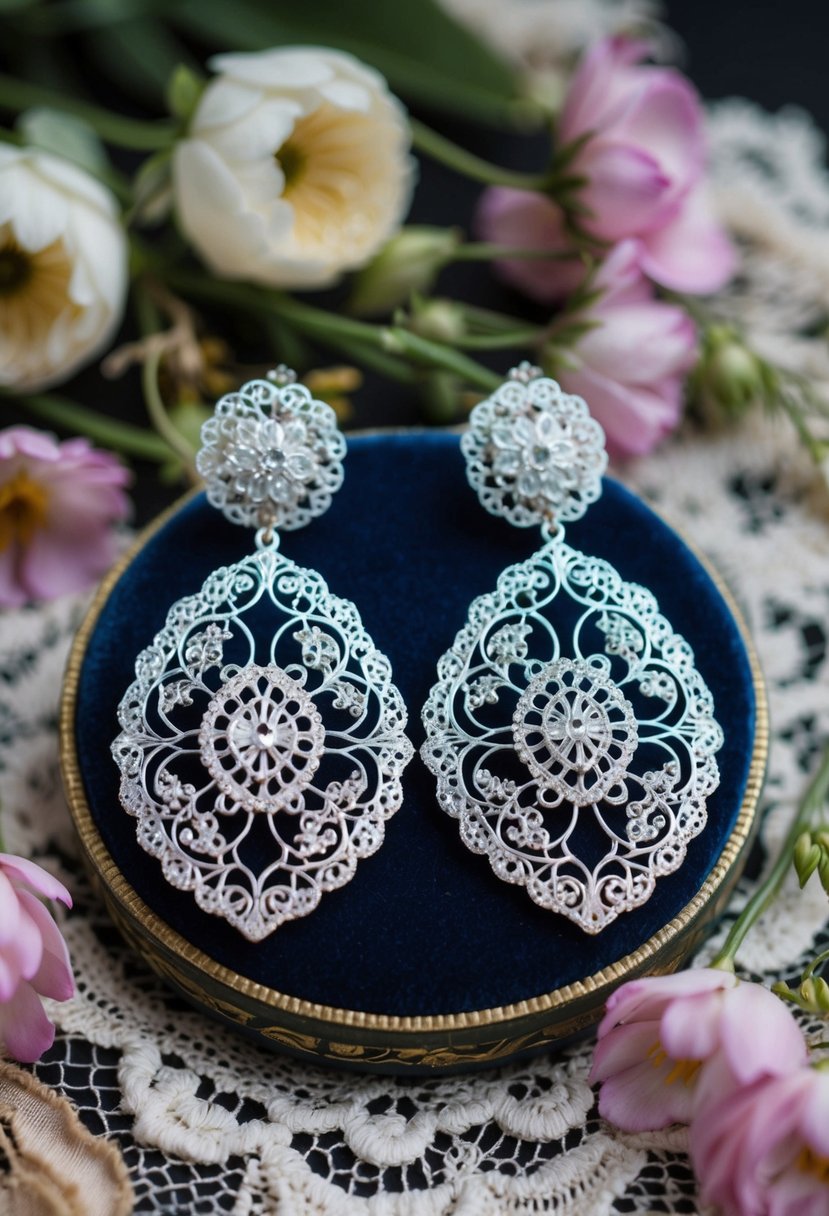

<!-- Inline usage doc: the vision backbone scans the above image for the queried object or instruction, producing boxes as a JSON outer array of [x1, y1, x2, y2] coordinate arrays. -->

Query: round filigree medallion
[[196, 377, 346, 531], [513, 659, 638, 806], [461, 367, 608, 528], [199, 664, 324, 813]]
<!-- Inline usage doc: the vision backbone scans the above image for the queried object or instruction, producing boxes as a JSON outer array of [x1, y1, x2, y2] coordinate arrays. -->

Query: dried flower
[[0, 853, 73, 1062], [173, 47, 415, 290], [0, 145, 128, 391], [0, 427, 130, 606]]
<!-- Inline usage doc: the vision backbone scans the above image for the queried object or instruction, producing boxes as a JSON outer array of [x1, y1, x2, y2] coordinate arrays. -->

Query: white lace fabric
[[4, 100, 829, 1214]]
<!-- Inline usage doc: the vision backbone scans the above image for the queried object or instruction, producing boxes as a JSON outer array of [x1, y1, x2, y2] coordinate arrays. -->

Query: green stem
[[0, 73, 177, 150], [133, 285, 198, 471], [411, 118, 571, 194], [713, 740, 829, 969], [141, 350, 197, 471], [452, 327, 545, 350], [803, 947, 829, 982], [451, 243, 583, 263], [163, 268, 500, 391], [14, 392, 171, 462]]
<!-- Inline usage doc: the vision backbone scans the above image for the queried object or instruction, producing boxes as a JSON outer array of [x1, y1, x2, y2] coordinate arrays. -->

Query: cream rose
[[173, 47, 415, 290], [0, 146, 128, 392]]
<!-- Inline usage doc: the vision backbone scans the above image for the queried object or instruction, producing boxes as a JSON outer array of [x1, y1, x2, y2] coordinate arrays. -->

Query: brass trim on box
[[59, 460, 768, 1067]]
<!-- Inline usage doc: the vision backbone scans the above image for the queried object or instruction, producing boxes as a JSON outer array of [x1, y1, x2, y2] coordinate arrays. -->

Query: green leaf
[[16, 106, 107, 173], [170, 0, 521, 125], [166, 63, 205, 123]]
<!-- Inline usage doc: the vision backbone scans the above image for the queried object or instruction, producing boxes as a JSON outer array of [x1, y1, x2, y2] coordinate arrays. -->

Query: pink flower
[[0, 427, 130, 607], [475, 189, 585, 305], [558, 36, 735, 295], [555, 240, 697, 458], [590, 967, 807, 1133], [0, 853, 73, 1062], [690, 1068, 829, 1216], [477, 38, 735, 300]]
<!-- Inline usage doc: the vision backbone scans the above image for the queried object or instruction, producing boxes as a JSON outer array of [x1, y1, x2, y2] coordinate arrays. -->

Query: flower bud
[[794, 831, 823, 888], [695, 326, 766, 417], [348, 227, 460, 317], [798, 976, 829, 1012], [408, 298, 466, 345]]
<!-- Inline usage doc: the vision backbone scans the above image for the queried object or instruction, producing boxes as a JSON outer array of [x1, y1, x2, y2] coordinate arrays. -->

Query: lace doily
[[4, 98, 829, 1213]]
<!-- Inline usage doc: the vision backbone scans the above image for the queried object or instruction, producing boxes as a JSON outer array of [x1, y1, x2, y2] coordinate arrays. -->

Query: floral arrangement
[[0, 6, 827, 1211]]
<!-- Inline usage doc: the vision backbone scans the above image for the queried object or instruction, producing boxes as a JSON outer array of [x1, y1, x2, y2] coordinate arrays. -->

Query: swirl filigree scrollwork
[[112, 545, 413, 941], [421, 536, 723, 934]]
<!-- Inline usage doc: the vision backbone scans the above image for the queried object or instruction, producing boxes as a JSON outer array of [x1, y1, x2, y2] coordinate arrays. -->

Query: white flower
[[173, 47, 415, 290], [0, 146, 128, 392]]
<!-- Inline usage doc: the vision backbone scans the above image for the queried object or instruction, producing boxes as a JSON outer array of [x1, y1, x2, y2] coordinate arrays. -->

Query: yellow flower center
[[274, 103, 396, 253], [796, 1145, 829, 1184], [0, 471, 49, 552], [648, 1043, 702, 1087], [0, 224, 82, 357]]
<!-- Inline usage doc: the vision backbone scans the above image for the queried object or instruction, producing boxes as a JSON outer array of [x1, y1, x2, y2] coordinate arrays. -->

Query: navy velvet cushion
[[76, 432, 755, 1016]]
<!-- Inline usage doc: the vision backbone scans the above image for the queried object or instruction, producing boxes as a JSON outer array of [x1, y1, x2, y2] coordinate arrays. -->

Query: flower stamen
[[0, 225, 82, 363], [647, 1042, 702, 1087], [0, 472, 49, 551], [796, 1145, 829, 1184]]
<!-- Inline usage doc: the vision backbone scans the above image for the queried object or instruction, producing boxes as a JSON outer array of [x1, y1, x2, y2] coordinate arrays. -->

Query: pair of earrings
[[112, 364, 722, 942]]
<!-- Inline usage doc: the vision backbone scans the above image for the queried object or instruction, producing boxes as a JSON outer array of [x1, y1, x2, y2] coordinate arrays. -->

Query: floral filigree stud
[[112, 368, 413, 942], [421, 364, 723, 934]]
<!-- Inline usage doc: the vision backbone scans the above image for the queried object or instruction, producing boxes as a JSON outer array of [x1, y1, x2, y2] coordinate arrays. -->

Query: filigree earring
[[421, 364, 723, 934], [112, 368, 413, 941]]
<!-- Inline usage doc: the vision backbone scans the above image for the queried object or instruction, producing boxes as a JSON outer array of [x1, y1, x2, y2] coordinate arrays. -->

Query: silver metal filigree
[[421, 536, 723, 934], [422, 367, 722, 934], [462, 367, 607, 528], [195, 375, 346, 531], [112, 538, 414, 943]]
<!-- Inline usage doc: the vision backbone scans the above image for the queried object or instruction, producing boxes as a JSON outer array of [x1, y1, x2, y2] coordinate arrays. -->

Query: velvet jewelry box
[[60, 431, 767, 1074]]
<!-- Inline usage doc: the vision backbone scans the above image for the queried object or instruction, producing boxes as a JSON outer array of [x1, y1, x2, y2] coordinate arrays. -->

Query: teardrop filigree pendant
[[421, 365, 723, 934], [112, 370, 413, 941]]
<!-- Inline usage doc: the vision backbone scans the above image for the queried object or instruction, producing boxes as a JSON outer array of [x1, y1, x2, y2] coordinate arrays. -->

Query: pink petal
[[799, 1071, 829, 1158], [659, 988, 729, 1062], [0, 979, 55, 1062], [0, 540, 28, 608], [562, 366, 683, 458], [599, 969, 734, 1034], [577, 300, 697, 384], [17, 889, 73, 1002], [718, 984, 808, 1083], [598, 1053, 697, 1131], [475, 188, 585, 304], [0, 427, 60, 463], [558, 36, 651, 145], [612, 73, 705, 199], [590, 1020, 661, 1083], [576, 141, 672, 241], [19, 524, 118, 600], [639, 187, 737, 294], [0, 870, 22, 945], [0, 855, 72, 906], [3, 897, 43, 985], [593, 239, 651, 306]]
